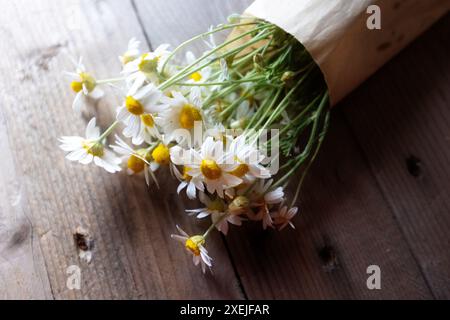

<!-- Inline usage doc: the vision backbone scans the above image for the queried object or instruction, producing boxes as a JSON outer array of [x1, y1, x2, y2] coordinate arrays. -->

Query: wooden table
[[0, 0, 449, 300]]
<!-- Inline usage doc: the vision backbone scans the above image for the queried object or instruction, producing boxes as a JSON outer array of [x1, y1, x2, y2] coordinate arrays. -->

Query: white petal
[[177, 181, 188, 194], [186, 182, 197, 200], [89, 87, 104, 99], [85, 118, 98, 139], [79, 153, 94, 165], [72, 92, 84, 113], [66, 148, 87, 161]]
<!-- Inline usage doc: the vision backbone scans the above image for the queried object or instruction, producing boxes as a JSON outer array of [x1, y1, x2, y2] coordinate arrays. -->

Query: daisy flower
[[159, 91, 204, 144], [172, 164, 204, 200], [110, 135, 153, 182], [59, 118, 121, 173], [171, 137, 242, 198], [186, 192, 226, 219], [148, 142, 173, 172], [171, 225, 212, 273], [66, 57, 103, 113], [211, 211, 242, 236], [185, 51, 212, 86], [119, 38, 141, 65], [228, 135, 271, 183], [186, 193, 243, 235], [230, 100, 255, 129], [272, 206, 298, 231], [248, 179, 285, 206], [245, 179, 285, 230], [122, 44, 170, 87], [116, 83, 167, 145]]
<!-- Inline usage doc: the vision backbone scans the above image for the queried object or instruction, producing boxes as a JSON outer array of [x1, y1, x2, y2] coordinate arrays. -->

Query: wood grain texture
[[0, 0, 243, 299], [226, 111, 434, 299], [342, 16, 450, 299]]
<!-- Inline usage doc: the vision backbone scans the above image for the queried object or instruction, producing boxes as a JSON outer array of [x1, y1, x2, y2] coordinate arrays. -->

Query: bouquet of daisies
[[60, 0, 447, 273]]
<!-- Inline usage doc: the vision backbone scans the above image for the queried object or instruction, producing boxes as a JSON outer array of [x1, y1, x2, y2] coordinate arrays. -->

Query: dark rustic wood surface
[[0, 0, 448, 299]]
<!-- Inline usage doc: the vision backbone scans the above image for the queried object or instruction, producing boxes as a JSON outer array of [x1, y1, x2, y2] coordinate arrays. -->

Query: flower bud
[[253, 54, 265, 72], [229, 196, 250, 215], [281, 71, 295, 83], [227, 14, 241, 24]]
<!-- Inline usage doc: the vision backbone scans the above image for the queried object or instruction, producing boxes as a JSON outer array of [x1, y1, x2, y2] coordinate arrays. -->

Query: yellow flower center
[[121, 53, 136, 65], [189, 72, 203, 82], [127, 149, 151, 173], [229, 196, 250, 214], [201, 159, 222, 180], [185, 236, 205, 256], [71, 81, 83, 93], [82, 141, 104, 157], [141, 114, 155, 128], [179, 104, 202, 130], [71, 72, 96, 93], [152, 144, 170, 165], [231, 164, 249, 177], [182, 166, 192, 181], [138, 53, 159, 73], [127, 155, 145, 173], [126, 96, 145, 115]]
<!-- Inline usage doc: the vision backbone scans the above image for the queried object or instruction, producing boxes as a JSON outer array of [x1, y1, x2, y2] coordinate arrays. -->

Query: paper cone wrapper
[[245, 0, 449, 105]]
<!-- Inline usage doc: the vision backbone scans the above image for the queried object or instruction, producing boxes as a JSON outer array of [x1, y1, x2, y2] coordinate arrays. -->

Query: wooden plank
[[227, 111, 433, 299], [0, 0, 243, 299], [133, 0, 252, 54], [134, 0, 434, 299], [342, 15, 450, 299], [0, 105, 53, 299]]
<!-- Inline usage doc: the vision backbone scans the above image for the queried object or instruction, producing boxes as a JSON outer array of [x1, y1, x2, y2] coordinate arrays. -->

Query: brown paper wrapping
[[245, 0, 449, 105]]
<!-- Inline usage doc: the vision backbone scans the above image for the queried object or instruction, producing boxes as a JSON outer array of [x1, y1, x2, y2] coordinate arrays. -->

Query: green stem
[[290, 111, 330, 207], [271, 93, 329, 189], [161, 21, 264, 74], [173, 76, 264, 87], [98, 121, 119, 142], [159, 25, 274, 91], [96, 78, 125, 84], [203, 213, 230, 238]]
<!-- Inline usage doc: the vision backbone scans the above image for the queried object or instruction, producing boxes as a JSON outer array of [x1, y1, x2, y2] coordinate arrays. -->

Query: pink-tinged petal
[[222, 173, 242, 187], [193, 255, 201, 266], [228, 215, 243, 226], [265, 187, 284, 204], [216, 219, 229, 235], [192, 177, 205, 191]]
